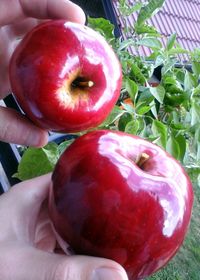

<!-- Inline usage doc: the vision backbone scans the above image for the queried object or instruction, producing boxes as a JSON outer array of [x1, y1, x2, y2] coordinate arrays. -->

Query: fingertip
[[34, 129, 49, 148], [53, 0, 86, 24], [65, 255, 129, 280], [64, 0, 86, 24], [93, 259, 129, 280], [92, 267, 128, 280], [18, 124, 49, 148]]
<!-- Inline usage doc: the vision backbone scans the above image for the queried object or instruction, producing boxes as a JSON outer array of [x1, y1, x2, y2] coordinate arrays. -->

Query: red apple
[[49, 130, 193, 280], [9, 20, 122, 132]]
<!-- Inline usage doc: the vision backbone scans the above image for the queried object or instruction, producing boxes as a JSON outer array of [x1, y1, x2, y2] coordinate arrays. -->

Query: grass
[[148, 177, 200, 280]]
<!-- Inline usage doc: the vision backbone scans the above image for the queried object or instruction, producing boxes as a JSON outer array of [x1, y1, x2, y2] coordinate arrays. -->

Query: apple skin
[[9, 20, 122, 132], [49, 130, 193, 280]]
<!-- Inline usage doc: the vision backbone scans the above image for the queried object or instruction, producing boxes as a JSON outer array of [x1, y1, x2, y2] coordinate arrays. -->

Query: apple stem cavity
[[135, 153, 150, 168]]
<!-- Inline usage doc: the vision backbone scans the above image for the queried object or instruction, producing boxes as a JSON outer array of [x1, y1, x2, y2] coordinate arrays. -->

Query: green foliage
[[136, 0, 166, 26], [13, 143, 59, 180], [88, 0, 200, 187], [119, 0, 143, 16], [137, 37, 162, 49], [14, 140, 74, 180], [125, 77, 138, 101], [99, 106, 124, 128], [151, 120, 167, 148], [166, 33, 177, 51], [149, 85, 165, 104], [135, 23, 159, 36], [88, 17, 115, 44]]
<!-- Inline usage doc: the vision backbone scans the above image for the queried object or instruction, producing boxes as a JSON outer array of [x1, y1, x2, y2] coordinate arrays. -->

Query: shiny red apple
[[49, 130, 193, 280], [9, 20, 122, 132]]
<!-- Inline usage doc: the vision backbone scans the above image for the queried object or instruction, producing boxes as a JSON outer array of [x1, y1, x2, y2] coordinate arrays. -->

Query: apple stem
[[72, 80, 94, 88], [135, 153, 150, 168]]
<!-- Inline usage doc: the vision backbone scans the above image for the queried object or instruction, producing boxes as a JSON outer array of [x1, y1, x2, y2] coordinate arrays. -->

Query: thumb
[[38, 253, 128, 280], [0, 174, 51, 242], [2, 246, 128, 280]]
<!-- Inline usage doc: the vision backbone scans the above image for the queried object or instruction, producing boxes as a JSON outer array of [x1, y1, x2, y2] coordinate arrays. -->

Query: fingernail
[[92, 267, 128, 280]]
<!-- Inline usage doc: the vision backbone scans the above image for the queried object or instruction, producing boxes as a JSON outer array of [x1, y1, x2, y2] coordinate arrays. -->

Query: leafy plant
[[14, 139, 74, 180]]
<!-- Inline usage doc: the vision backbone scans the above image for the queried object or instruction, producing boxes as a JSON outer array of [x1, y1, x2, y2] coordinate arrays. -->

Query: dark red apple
[[49, 130, 193, 280], [9, 20, 122, 132]]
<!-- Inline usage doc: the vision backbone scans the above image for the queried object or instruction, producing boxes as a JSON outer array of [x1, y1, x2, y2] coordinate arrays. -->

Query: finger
[[0, 174, 52, 242], [1, 246, 128, 280], [0, 106, 48, 147], [0, 26, 15, 98], [21, 0, 86, 23], [0, 0, 85, 26], [10, 18, 39, 37]]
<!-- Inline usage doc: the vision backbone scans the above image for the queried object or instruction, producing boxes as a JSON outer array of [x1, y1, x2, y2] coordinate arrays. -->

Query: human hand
[[0, 174, 128, 280], [0, 0, 85, 147]]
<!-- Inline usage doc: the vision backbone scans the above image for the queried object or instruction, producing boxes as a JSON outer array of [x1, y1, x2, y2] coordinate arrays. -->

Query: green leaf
[[190, 47, 200, 61], [137, 118, 147, 136], [137, 87, 154, 104], [118, 112, 133, 131], [150, 99, 158, 119], [184, 71, 198, 91], [121, 102, 135, 114], [175, 134, 186, 162], [134, 23, 159, 36], [192, 61, 200, 77], [58, 139, 74, 155], [118, 39, 135, 51], [162, 59, 177, 74], [119, 1, 143, 16], [100, 106, 124, 127], [191, 102, 200, 126], [168, 48, 189, 55], [13, 143, 59, 181], [166, 33, 177, 51], [163, 76, 178, 85], [185, 166, 200, 186], [128, 2, 143, 14], [136, 102, 151, 115], [150, 85, 165, 104], [170, 122, 188, 130], [152, 120, 167, 148], [155, 55, 165, 67], [163, 75, 188, 105], [193, 84, 200, 97], [175, 69, 186, 84], [166, 136, 180, 160], [88, 17, 115, 42], [163, 76, 185, 95], [130, 64, 146, 85], [137, 37, 162, 49], [125, 120, 140, 135], [137, 0, 166, 26], [125, 77, 138, 101]]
